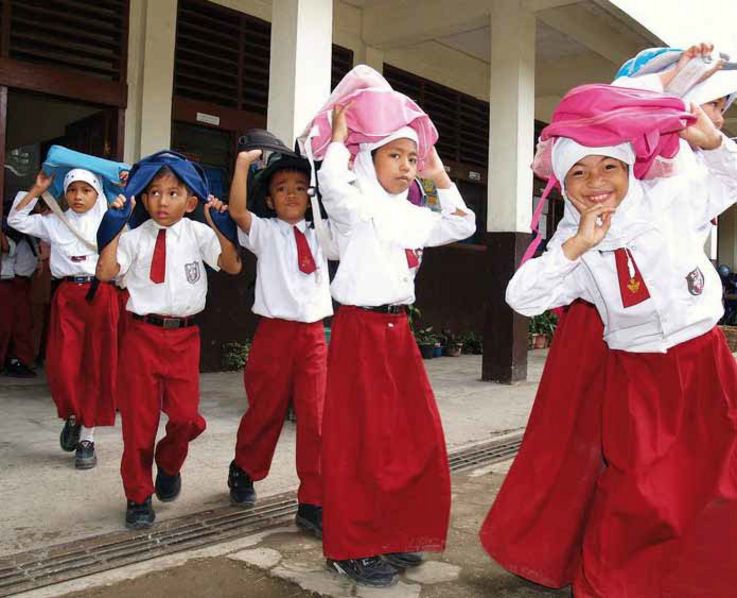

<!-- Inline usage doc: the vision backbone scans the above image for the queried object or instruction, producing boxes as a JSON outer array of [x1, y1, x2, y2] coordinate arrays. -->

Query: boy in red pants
[[97, 151, 241, 529], [226, 137, 332, 538]]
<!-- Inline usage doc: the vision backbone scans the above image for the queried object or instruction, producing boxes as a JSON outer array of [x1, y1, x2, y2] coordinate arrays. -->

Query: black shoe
[[155, 468, 181, 502], [125, 497, 155, 529], [60, 417, 81, 452], [382, 552, 424, 569], [75, 440, 97, 469], [4, 358, 36, 378], [295, 503, 322, 538], [228, 460, 256, 506], [327, 557, 399, 587]]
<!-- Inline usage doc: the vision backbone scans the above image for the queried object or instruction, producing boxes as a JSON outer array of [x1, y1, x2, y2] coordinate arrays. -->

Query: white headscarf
[[61, 168, 108, 246], [551, 138, 653, 251], [351, 126, 438, 247]]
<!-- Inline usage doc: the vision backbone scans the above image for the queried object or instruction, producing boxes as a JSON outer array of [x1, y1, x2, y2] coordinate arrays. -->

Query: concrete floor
[[0, 351, 548, 596]]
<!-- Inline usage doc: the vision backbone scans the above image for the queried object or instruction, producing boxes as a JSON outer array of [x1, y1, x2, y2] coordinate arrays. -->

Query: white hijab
[[352, 126, 438, 248], [551, 138, 653, 251], [61, 168, 108, 247]]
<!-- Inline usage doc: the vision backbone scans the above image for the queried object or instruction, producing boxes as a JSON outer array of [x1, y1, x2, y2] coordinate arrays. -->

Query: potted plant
[[414, 326, 438, 359], [221, 339, 251, 371], [441, 329, 463, 357], [528, 310, 558, 349], [460, 331, 483, 355]]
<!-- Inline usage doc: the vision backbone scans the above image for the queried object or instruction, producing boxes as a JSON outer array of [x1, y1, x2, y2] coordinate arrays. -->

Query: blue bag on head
[[97, 150, 238, 250], [42, 145, 130, 205], [615, 47, 683, 80]]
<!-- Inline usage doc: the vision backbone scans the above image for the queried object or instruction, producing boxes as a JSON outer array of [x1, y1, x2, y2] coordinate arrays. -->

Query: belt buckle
[[162, 317, 180, 329]]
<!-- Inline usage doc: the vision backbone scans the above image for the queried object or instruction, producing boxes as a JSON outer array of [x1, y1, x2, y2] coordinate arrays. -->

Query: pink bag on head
[[297, 65, 438, 168]]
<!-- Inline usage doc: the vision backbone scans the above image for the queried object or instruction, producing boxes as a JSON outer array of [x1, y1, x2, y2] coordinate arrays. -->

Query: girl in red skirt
[[7, 169, 119, 470], [502, 84, 737, 598], [316, 105, 476, 587]]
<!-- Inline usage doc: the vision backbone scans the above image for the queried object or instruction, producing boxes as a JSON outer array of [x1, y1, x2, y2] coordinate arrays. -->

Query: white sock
[[80, 426, 95, 443]]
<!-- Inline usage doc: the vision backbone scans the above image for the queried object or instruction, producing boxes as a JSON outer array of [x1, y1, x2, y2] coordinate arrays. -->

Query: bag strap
[[41, 191, 97, 252], [303, 134, 340, 260]]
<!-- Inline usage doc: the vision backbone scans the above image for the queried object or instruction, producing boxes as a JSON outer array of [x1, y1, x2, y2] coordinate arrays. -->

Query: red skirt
[[45, 280, 119, 427], [480, 300, 606, 587], [321, 306, 451, 560]]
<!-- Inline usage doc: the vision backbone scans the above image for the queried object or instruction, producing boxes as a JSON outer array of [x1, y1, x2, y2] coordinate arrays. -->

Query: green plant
[[459, 331, 483, 354], [408, 304, 422, 331], [221, 339, 251, 371], [529, 310, 558, 339], [414, 326, 438, 346]]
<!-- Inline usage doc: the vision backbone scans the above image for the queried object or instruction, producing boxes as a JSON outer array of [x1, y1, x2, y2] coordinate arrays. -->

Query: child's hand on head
[[661, 42, 723, 89], [680, 103, 723, 150], [111, 194, 134, 210], [118, 170, 129, 186], [205, 195, 228, 213], [418, 147, 452, 189], [331, 104, 351, 143], [236, 150, 262, 165], [33, 171, 53, 193], [562, 198, 616, 260]]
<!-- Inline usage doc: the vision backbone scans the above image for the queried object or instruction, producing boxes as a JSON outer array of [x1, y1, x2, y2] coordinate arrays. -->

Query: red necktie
[[614, 247, 650, 308], [150, 229, 166, 284], [406, 249, 420, 269], [294, 227, 317, 274]]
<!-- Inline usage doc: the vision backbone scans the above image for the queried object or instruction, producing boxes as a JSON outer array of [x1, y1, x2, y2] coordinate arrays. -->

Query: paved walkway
[[0, 351, 552, 596]]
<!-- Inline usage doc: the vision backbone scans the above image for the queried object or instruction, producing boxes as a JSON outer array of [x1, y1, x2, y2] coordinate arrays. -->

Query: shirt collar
[[147, 216, 185, 239], [275, 218, 307, 236]]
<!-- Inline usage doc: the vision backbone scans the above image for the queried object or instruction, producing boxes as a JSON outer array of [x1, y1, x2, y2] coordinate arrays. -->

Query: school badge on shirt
[[686, 267, 704, 295], [184, 261, 200, 284]]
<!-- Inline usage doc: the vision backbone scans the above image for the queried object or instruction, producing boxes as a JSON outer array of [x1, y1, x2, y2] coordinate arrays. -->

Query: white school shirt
[[1, 238, 17, 280], [507, 137, 737, 353], [14, 238, 38, 277], [238, 215, 332, 323], [117, 218, 221, 317], [7, 194, 100, 278], [317, 142, 477, 306]]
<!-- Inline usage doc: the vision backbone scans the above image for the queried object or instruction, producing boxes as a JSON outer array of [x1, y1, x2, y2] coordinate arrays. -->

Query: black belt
[[61, 276, 96, 284], [132, 314, 197, 329], [0, 278, 12, 284], [358, 305, 408, 314]]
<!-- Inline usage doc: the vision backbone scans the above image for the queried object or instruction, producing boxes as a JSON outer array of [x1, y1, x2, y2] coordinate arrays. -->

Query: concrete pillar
[[124, 0, 178, 162], [267, 0, 333, 147], [482, 0, 536, 384], [363, 46, 385, 73], [718, 205, 737, 269]]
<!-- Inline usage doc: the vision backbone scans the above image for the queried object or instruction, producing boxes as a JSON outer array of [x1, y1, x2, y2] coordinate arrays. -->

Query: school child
[[480, 45, 737, 591], [317, 104, 476, 587], [7, 169, 120, 469], [4, 235, 38, 377], [0, 229, 17, 371], [225, 138, 332, 538], [500, 82, 737, 596], [96, 150, 242, 530]]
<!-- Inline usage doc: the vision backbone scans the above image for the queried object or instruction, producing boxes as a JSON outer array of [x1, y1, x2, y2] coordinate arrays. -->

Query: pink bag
[[297, 65, 438, 166]]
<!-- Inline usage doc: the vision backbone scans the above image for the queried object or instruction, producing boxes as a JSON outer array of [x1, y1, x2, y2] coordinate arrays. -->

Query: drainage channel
[[0, 431, 523, 597]]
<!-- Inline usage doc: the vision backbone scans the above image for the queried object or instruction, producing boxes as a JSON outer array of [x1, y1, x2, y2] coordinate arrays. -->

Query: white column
[[363, 46, 385, 73], [718, 205, 737, 269], [125, 0, 177, 161], [267, 0, 333, 147], [487, 0, 536, 233]]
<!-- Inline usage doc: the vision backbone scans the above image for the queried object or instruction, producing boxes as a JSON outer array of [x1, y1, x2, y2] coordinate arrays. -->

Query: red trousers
[[10, 277, 34, 365], [0, 278, 34, 365], [322, 306, 451, 560], [119, 315, 206, 504], [234, 318, 327, 505], [45, 280, 119, 427]]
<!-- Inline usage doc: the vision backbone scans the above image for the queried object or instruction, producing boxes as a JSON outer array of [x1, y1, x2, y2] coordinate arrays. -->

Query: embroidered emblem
[[627, 278, 640, 294], [184, 261, 200, 284], [70, 255, 87, 262], [686, 267, 704, 295]]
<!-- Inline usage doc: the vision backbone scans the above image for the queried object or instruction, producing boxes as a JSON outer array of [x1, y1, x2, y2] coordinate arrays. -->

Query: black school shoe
[[382, 552, 424, 569], [228, 460, 256, 506], [327, 556, 399, 587], [4, 358, 36, 378], [125, 496, 155, 530], [155, 469, 182, 502], [60, 417, 81, 452], [74, 440, 97, 469], [295, 503, 322, 538]]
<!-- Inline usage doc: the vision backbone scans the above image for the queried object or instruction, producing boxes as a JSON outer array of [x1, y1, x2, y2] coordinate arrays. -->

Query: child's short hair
[[146, 165, 192, 195], [250, 152, 312, 218]]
